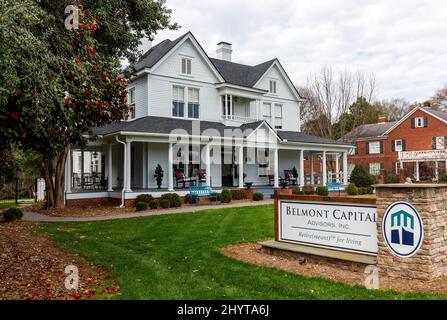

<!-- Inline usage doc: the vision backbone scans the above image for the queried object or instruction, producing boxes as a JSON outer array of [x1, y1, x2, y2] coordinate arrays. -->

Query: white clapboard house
[[65, 32, 353, 206]]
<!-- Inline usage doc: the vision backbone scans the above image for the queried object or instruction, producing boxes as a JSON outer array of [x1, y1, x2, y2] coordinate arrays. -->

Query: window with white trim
[[181, 58, 192, 75], [368, 141, 381, 154], [274, 104, 283, 129], [263, 103, 272, 125], [128, 88, 136, 119], [172, 86, 184, 117], [435, 136, 445, 150], [415, 117, 424, 128], [269, 80, 277, 94], [188, 88, 199, 119], [369, 163, 381, 176], [394, 139, 403, 152]]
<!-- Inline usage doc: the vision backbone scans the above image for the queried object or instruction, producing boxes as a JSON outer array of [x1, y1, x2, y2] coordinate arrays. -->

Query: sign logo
[[382, 201, 423, 258]]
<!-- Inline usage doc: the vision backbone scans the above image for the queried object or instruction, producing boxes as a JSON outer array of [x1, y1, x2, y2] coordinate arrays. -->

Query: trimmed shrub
[[149, 200, 158, 209], [161, 193, 182, 208], [350, 165, 376, 188], [385, 173, 400, 184], [252, 192, 264, 201], [302, 186, 315, 195], [220, 189, 232, 203], [135, 201, 148, 212], [316, 186, 329, 196], [292, 187, 304, 195], [159, 199, 170, 209], [135, 194, 154, 205], [346, 183, 358, 196], [230, 189, 246, 200], [2, 207, 23, 222], [366, 186, 374, 194]]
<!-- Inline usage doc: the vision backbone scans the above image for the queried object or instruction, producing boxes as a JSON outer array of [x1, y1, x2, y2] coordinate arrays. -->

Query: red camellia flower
[[91, 49, 96, 55], [11, 111, 20, 120], [101, 72, 107, 79], [83, 88, 90, 96], [90, 23, 96, 30]]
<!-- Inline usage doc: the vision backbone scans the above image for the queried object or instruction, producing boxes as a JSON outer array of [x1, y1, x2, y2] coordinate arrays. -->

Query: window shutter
[[402, 140, 406, 151], [411, 118, 415, 128], [392, 140, 395, 152], [445, 136, 447, 149], [424, 116, 428, 127], [432, 137, 437, 150], [380, 141, 384, 153], [366, 142, 369, 154]]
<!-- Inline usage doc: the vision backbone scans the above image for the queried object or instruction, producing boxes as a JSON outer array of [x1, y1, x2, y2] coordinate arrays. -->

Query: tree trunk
[[54, 146, 68, 208], [40, 146, 68, 208]]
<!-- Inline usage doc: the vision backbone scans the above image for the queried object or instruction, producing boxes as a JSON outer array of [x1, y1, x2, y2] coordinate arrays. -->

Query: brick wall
[[349, 109, 447, 177]]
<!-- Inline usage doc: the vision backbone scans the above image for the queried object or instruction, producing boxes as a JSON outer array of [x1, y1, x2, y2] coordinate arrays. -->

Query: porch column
[[435, 161, 439, 181], [205, 144, 211, 186], [65, 147, 71, 193], [343, 152, 349, 185], [299, 149, 305, 187], [415, 161, 420, 182], [230, 94, 233, 119], [107, 144, 113, 191], [168, 143, 174, 191], [142, 143, 147, 189], [335, 154, 340, 183], [81, 149, 85, 189], [125, 140, 132, 192], [274, 148, 279, 188], [238, 145, 244, 188], [322, 151, 327, 186], [310, 154, 314, 185]]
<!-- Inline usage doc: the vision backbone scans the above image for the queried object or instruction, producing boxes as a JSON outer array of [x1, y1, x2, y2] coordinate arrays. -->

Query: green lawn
[[0, 199, 34, 210], [39, 205, 446, 299]]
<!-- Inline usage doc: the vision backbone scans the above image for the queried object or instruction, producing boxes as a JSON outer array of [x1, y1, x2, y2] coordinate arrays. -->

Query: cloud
[[145, 0, 447, 101]]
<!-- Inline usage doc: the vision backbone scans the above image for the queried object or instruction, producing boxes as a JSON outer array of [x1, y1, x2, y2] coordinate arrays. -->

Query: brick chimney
[[378, 116, 387, 124]]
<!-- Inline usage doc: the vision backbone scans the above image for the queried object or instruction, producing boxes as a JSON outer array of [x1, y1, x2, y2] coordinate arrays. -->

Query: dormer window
[[128, 88, 135, 119], [269, 80, 277, 94], [181, 57, 192, 75]]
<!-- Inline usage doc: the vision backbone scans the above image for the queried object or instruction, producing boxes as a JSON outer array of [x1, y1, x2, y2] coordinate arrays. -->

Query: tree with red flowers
[[0, 0, 178, 208]]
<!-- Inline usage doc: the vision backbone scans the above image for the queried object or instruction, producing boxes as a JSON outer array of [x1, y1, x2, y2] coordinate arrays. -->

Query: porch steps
[[255, 187, 275, 199]]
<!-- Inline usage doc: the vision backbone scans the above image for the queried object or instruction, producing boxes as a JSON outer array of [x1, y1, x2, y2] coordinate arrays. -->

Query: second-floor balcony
[[222, 114, 258, 124]]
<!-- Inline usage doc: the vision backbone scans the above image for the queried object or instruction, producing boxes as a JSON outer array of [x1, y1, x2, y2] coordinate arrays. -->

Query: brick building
[[342, 107, 447, 182]]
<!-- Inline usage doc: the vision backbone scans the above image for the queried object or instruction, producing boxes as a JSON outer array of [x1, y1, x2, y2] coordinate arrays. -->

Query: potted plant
[[154, 164, 164, 189]]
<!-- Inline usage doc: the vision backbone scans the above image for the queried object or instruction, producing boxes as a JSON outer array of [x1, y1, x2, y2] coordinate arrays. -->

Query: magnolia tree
[[0, 0, 177, 207]]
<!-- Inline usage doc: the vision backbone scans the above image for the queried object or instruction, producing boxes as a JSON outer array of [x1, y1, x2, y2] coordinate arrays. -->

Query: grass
[[39, 205, 446, 300], [0, 199, 34, 210]]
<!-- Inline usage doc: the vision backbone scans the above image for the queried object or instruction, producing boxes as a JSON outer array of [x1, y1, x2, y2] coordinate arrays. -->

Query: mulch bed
[[0, 221, 120, 300], [221, 243, 447, 293]]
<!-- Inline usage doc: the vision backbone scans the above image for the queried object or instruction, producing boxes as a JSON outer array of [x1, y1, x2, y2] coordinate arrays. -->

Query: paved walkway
[[22, 199, 273, 223]]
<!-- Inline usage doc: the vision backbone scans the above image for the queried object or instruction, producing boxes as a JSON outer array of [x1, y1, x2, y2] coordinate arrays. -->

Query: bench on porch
[[326, 182, 345, 192], [189, 186, 219, 205]]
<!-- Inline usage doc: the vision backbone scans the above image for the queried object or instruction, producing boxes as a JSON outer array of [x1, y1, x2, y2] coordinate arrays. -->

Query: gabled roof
[[129, 31, 300, 97], [342, 122, 397, 141], [92, 116, 350, 147], [132, 34, 187, 71], [209, 58, 276, 88], [383, 106, 447, 135]]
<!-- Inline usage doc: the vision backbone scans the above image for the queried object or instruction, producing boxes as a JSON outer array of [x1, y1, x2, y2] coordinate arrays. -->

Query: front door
[[221, 146, 235, 187]]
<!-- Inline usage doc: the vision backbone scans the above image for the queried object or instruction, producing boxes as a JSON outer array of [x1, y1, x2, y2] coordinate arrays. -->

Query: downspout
[[115, 136, 126, 208]]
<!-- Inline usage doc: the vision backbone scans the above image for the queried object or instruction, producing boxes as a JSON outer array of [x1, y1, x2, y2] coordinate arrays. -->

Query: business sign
[[382, 201, 424, 258], [278, 200, 378, 256]]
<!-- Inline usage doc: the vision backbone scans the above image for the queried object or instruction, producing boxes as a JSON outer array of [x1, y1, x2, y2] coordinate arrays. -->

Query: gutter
[[115, 136, 126, 208]]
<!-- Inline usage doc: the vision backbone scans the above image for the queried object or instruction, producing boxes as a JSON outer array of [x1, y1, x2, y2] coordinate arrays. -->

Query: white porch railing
[[399, 150, 447, 162], [222, 115, 258, 124]]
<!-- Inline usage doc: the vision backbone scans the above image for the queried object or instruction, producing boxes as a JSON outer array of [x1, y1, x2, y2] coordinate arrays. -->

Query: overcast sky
[[143, 0, 447, 102]]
